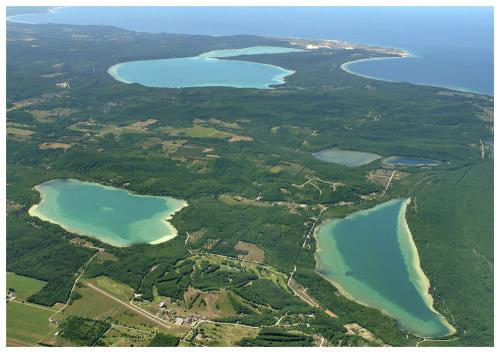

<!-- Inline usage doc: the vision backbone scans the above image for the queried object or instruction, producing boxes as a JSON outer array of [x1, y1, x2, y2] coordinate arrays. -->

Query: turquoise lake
[[108, 46, 302, 89], [316, 199, 454, 337], [312, 148, 381, 167], [29, 179, 187, 247], [382, 156, 442, 167]]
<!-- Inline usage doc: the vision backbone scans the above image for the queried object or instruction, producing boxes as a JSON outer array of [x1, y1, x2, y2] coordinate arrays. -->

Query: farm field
[[7, 272, 48, 301], [6, 301, 55, 346]]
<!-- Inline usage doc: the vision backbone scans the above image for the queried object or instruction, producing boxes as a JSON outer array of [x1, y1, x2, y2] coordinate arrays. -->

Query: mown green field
[[6, 301, 55, 346], [7, 272, 48, 301]]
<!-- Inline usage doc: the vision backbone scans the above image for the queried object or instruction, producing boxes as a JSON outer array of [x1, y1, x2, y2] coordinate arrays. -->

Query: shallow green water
[[316, 199, 454, 337], [382, 156, 442, 167], [29, 179, 187, 247], [312, 148, 381, 167], [108, 46, 302, 89]]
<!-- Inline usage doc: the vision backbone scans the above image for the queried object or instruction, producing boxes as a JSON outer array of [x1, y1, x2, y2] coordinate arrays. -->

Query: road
[[49, 250, 101, 322], [85, 283, 173, 330], [8, 299, 58, 312]]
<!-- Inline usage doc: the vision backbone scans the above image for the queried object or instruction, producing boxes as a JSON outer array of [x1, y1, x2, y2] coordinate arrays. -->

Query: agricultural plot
[[235, 241, 266, 262], [101, 325, 155, 347], [7, 272, 48, 301], [159, 124, 235, 139], [7, 127, 34, 138], [6, 301, 55, 346], [187, 321, 260, 346]]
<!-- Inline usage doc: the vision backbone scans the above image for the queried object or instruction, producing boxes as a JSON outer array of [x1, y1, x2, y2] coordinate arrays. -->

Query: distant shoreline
[[6, 6, 64, 23], [340, 53, 411, 83]]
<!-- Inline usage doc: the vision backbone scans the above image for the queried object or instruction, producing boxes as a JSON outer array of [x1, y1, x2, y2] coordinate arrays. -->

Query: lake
[[382, 156, 442, 167], [312, 148, 381, 167], [108, 46, 302, 89], [315, 199, 454, 337], [8, 6, 493, 95], [28, 179, 187, 247]]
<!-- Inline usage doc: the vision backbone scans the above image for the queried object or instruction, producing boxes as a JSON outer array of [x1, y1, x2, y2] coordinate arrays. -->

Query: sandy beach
[[398, 198, 457, 335], [149, 199, 189, 245], [107, 63, 133, 84]]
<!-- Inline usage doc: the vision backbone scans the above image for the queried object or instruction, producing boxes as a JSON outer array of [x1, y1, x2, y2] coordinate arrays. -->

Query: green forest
[[6, 14, 493, 347]]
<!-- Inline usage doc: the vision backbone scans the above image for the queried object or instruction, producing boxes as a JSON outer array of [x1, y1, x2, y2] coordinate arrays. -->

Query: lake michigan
[[8, 6, 493, 95]]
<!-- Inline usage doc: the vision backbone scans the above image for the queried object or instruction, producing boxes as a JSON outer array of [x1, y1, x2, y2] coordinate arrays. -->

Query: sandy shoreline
[[7, 6, 65, 23], [107, 63, 133, 84], [340, 52, 412, 83], [313, 199, 456, 338], [28, 179, 188, 247], [398, 198, 456, 335], [149, 199, 189, 245]]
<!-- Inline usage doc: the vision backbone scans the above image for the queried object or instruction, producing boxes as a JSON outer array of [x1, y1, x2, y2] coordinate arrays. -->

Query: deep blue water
[[8, 6, 493, 95]]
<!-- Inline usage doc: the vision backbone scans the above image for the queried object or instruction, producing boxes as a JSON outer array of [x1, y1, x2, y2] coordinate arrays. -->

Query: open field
[[159, 124, 235, 139], [38, 142, 72, 150], [7, 127, 34, 138], [187, 321, 260, 346], [86, 276, 135, 301], [7, 272, 48, 301], [101, 324, 155, 347], [235, 241, 266, 262], [183, 289, 236, 317], [7, 301, 55, 346]]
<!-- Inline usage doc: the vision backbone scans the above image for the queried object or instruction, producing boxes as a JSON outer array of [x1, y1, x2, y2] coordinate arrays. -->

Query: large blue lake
[[108, 46, 303, 89], [8, 6, 493, 95]]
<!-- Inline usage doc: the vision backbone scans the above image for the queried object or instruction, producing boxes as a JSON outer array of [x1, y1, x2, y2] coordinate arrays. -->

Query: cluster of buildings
[[6, 289, 16, 301], [156, 301, 204, 328]]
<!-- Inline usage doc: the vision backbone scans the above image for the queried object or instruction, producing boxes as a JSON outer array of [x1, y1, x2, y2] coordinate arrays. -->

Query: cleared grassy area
[[235, 241, 266, 262], [7, 272, 48, 301], [183, 289, 236, 317], [58, 276, 188, 339], [58, 282, 125, 321], [102, 325, 155, 347], [7, 127, 34, 137], [189, 321, 259, 346], [161, 125, 234, 139], [86, 276, 134, 301], [7, 301, 54, 346]]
